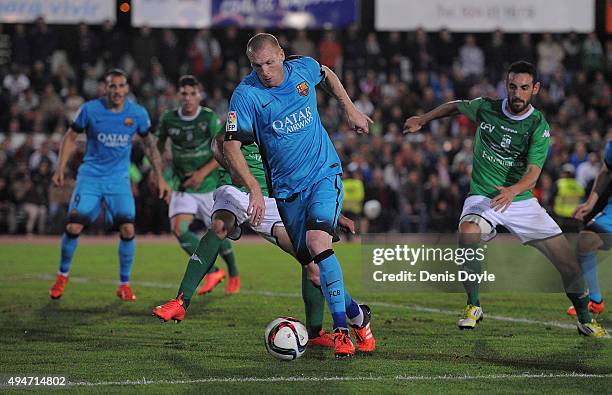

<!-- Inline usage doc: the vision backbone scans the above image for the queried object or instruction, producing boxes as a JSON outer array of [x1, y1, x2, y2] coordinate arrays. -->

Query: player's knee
[[119, 223, 135, 240], [306, 231, 332, 257], [172, 224, 184, 238], [211, 217, 229, 239], [65, 223, 83, 236], [577, 231, 603, 253], [459, 220, 484, 245]]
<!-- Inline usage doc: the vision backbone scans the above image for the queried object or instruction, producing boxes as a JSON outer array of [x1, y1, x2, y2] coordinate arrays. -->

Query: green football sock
[[178, 231, 222, 308], [461, 242, 481, 306], [176, 230, 200, 256], [219, 239, 239, 277], [567, 292, 592, 324], [561, 271, 591, 324], [302, 266, 325, 338]]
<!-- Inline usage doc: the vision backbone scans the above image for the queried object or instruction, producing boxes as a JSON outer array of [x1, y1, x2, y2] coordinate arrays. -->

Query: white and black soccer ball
[[264, 317, 308, 361]]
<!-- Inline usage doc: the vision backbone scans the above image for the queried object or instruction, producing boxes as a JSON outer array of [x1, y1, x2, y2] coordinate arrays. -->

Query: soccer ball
[[363, 199, 382, 220], [264, 317, 308, 361]]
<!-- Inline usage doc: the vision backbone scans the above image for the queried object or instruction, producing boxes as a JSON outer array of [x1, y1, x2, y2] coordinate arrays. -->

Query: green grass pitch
[[1, 240, 611, 393]]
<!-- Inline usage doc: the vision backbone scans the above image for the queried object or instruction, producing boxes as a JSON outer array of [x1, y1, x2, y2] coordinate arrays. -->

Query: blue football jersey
[[227, 57, 342, 199], [605, 140, 612, 170], [73, 98, 151, 179]]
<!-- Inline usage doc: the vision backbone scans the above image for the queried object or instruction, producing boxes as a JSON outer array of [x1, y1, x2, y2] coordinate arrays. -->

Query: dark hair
[[506, 61, 538, 83], [105, 68, 128, 81], [246, 33, 280, 55], [178, 75, 201, 90]]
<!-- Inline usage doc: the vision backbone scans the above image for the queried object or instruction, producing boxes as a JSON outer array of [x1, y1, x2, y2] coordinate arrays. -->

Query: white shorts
[[459, 195, 562, 244], [212, 185, 283, 243], [168, 191, 214, 228]]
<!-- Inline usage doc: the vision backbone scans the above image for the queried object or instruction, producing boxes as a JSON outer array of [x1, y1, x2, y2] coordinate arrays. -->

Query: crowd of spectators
[[0, 18, 610, 235]]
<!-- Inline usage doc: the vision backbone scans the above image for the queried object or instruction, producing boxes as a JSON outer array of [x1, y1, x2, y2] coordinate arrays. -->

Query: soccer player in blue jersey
[[49, 69, 171, 301], [567, 139, 612, 317], [223, 33, 375, 358]]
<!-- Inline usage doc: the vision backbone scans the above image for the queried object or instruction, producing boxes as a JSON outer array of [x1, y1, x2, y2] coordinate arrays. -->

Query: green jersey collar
[[501, 98, 534, 121]]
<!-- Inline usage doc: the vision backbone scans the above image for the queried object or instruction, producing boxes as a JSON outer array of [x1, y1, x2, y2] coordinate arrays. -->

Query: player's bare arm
[[141, 133, 172, 203], [212, 133, 244, 186], [337, 214, 356, 235], [224, 139, 265, 226], [490, 164, 542, 212], [574, 163, 610, 220], [403, 101, 461, 134], [320, 65, 372, 134], [182, 158, 220, 189], [52, 127, 80, 187]]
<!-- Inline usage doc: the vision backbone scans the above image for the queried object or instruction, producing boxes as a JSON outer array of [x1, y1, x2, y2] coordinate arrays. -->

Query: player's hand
[[157, 176, 172, 204], [573, 201, 595, 221], [337, 213, 356, 235], [247, 189, 265, 226], [52, 170, 64, 187], [182, 170, 207, 189], [403, 116, 424, 134], [347, 109, 372, 134], [490, 186, 517, 212]]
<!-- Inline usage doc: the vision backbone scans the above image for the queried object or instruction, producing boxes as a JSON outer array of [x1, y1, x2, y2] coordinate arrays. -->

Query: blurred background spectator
[[0, 20, 609, 236]]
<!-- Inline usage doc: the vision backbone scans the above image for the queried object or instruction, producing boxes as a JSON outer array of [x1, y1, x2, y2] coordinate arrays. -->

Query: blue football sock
[[579, 251, 602, 303], [119, 237, 135, 283], [315, 249, 347, 330], [345, 290, 360, 317], [59, 231, 80, 274]]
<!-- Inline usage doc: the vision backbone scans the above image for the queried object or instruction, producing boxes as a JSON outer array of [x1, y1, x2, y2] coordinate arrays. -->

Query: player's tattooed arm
[[224, 139, 265, 226], [403, 101, 461, 134], [52, 128, 80, 187], [141, 133, 172, 203], [491, 164, 542, 212], [574, 164, 610, 220], [320, 65, 372, 134], [213, 134, 245, 187]]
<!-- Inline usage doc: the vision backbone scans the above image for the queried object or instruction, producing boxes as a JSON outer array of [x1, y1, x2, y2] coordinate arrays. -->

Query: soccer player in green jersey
[[152, 132, 356, 347], [404, 61, 608, 337], [156, 75, 240, 295]]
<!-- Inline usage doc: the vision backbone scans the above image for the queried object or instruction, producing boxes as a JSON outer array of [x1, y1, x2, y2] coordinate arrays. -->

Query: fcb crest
[[124, 117, 134, 127], [296, 81, 309, 96]]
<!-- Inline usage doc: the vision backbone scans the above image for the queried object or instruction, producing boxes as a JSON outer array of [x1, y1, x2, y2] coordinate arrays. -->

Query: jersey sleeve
[[527, 120, 551, 169], [604, 140, 612, 169], [225, 89, 255, 144], [209, 111, 223, 137], [71, 102, 89, 133], [295, 56, 324, 85], [155, 112, 168, 142], [457, 97, 485, 123], [136, 107, 152, 136]]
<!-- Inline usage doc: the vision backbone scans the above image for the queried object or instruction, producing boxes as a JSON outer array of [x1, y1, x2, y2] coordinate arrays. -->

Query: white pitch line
[[65, 373, 612, 387], [21, 274, 602, 331]]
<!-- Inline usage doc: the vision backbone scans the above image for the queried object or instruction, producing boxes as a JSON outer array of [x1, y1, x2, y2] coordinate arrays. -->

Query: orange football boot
[[49, 273, 69, 299], [351, 304, 376, 352], [152, 293, 187, 323], [197, 269, 226, 295], [226, 276, 241, 295], [308, 330, 335, 348], [116, 284, 136, 301], [567, 300, 604, 316], [333, 329, 355, 359]]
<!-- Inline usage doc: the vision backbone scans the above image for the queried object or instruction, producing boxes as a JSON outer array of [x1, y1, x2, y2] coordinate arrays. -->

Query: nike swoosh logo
[[262, 101, 273, 108], [315, 219, 325, 223], [326, 280, 340, 287]]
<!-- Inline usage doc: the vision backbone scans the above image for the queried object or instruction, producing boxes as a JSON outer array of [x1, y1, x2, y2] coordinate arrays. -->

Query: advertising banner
[[375, 0, 595, 32], [0, 0, 115, 24]]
